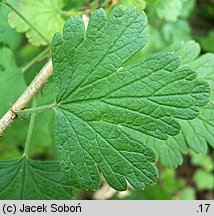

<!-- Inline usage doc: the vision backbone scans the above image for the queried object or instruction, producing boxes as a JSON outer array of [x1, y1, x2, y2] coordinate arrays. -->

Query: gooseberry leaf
[[140, 132, 188, 168], [142, 41, 214, 168], [8, 0, 65, 46], [51, 7, 209, 190], [0, 158, 73, 199], [168, 41, 214, 152]]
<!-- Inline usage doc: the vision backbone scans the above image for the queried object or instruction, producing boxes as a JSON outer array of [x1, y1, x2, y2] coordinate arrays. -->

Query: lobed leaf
[[52, 8, 209, 190], [145, 41, 214, 168], [169, 41, 214, 152]]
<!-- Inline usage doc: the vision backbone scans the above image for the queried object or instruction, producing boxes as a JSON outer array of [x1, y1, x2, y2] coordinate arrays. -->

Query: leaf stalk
[[22, 100, 37, 159], [14, 103, 56, 117]]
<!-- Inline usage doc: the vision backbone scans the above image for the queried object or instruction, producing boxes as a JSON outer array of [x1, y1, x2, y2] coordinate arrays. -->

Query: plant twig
[[0, 60, 53, 135]]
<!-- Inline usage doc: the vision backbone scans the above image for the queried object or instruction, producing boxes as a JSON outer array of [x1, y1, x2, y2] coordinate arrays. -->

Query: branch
[[0, 60, 53, 135]]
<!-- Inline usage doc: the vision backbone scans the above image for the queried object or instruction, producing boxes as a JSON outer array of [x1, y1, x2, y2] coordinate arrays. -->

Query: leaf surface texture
[[0, 159, 73, 199], [52, 8, 209, 190]]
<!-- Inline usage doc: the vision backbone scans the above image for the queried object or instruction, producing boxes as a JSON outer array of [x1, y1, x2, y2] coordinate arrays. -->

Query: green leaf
[[147, 0, 183, 22], [161, 20, 191, 44], [170, 41, 214, 151], [199, 30, 214, 53], [139, 20, 191, 57], [142, 132, 188, 168], [179, 0, 195, 19], [8, 0, 65, 46], [0, 0, 22, 49], [0, 158, 74, 199], [147, 0, 194, 22], [169, 40, 201, 64], [193, 170, 214, 190], [175, 187, 195, 200], [0, 47, 26, 117], [52, 7, 209, 190], [120, 0, 146, 10], [119, 0, 157, 11], [191, 152, 214, 172], [144, 41, 214, 168]]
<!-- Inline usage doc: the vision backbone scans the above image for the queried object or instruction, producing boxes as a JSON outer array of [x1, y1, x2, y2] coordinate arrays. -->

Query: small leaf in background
[[175, 41, 214, 151], [127, 20, 192, 62], [179, 0, 195, 19], [0, 159, 74, 199], [199, 31, 214, 53], [139, 132, 188, 168], [120, 0, 146, 10], [175, 187, 196, 200], [147, 0, 183, 22], [52, 7, 209, 190], [8, 0, 65, 46], [193, 170, 214, 190], [0, 47, 26, 117], [148, 0, 195, 22], [161, 20, 191, 44], [119, 0, 157, 11], [191, 153, 214, 172], [0, 0, 22, 50]]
